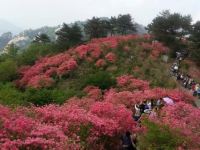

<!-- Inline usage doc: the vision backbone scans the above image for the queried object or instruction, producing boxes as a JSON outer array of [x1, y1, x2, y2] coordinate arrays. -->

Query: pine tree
[[56, 23, 82, 49], [32, 33, 50, 43], [84, 17, 110, 39], [116, 14, 136, 35]]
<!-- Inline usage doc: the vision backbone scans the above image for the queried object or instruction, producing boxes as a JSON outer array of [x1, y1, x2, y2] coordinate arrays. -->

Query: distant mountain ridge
[[0, 19, 22, 35], [6, 26, 58, 50], [0, 32, 12, 50], [0, 20, 147, 52]]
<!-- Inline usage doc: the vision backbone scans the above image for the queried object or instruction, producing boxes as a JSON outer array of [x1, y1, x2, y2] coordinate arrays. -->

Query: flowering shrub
[[95, 59, 106, 67], [105, 52, 117, 63], [17, 54, 77, 88], [117, 75, 150, 91], [83, 86, 102, 99], [158, 102, 200, 149], [140, 41, 169, 58], [123, 46, 130, 52]]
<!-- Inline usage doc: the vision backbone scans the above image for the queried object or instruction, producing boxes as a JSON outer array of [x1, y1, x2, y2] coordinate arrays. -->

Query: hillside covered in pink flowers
[[0, 34, 200, 150]]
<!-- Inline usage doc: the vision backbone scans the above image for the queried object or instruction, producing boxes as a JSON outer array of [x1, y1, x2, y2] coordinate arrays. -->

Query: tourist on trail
[[121, 131, 136, 150], [144, 100, 152, 114], [156, 98, 163, 108], [197, 85, 200, 97], [176, 51, 181, 60], [180, 73, 184, 80], [191, 82, 196, 95], [177, 73, 181, 80], [174, 65, 178, 72], [193, 84, 199, 96], [139, 101, 146, 114], [133, 104, 141, 121], [147, 100, 152, 110], [149, 107, 158, 119], [187, 78, 193, 89], [183, 76, 189, 88], [151, 99, 155, 108]]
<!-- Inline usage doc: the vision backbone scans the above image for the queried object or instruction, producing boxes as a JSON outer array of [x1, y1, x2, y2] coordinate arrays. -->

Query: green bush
[[82, 71, 116, 90], [51, 88, 77, 104], [0, 83, 25, 106], [24, 88, 54, 106], [23, 88, 78, 106], [0, 59, 17, 82], [17, 43, 59, 66], [78, 124, 92, 148], [138, 120, 183, 150]]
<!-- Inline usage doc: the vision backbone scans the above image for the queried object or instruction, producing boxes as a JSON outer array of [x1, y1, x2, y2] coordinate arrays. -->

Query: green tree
[[116, 14, 136, 35], [190, 21, 200, 65], [56, 23, 82, 49], [6, 44, 19, 57], [56, 23, 71, 49], [32, 33, 51, 43], [147, 10, 192, 56], [68, 23, 83, 45], [84, 17, 110, 39], [191, 21, 200, 44], [109, 16, 118, 36]]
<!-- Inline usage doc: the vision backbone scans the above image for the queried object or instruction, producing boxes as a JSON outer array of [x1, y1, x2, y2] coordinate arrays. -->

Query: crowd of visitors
[[121, 97, 173, 150], [170, 51, 200, 97]]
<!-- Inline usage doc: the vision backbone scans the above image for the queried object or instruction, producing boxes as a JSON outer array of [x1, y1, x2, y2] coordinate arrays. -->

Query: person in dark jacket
[[121, 131, 137, 150], [139, 101, 146, 114]]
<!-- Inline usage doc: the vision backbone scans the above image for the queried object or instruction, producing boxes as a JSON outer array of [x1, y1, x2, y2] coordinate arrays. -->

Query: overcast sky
[[0, 0, 200, 29]]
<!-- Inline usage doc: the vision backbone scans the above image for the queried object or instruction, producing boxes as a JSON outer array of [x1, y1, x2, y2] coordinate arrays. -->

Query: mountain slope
[[0, 34, 199, 150]]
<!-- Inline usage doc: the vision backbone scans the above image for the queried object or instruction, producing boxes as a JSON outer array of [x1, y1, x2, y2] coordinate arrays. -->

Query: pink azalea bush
[[117, 75, 150, 91], [83, 86, 102, 100], [95, 59, 106, 67], [105, 52, 117, 63], [17, 35, 156, 88], [17, 54, 77, 88], [140, 41, 169, 58], [157, 102, 200, 149]]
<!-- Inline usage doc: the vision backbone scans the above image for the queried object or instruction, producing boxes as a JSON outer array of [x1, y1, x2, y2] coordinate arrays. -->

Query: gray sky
[[0, 0, 199, 29]]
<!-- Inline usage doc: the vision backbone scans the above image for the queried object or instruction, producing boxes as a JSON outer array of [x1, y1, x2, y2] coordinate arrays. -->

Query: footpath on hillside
[[169, 51, 200, 107]]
